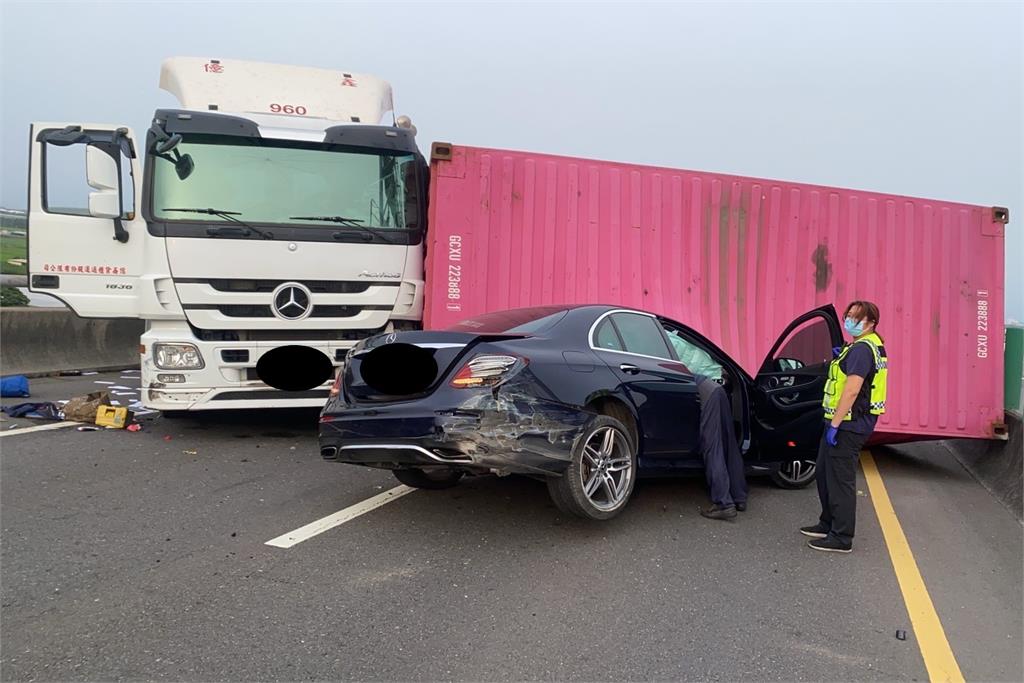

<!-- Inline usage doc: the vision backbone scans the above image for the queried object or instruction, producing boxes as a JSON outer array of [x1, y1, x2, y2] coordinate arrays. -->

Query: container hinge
[[992, 207, 1009, 224], [431, 142, 453, 161]]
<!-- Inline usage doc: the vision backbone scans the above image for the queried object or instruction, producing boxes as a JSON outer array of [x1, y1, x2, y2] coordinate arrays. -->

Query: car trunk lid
[[343, 330, 525, 403]]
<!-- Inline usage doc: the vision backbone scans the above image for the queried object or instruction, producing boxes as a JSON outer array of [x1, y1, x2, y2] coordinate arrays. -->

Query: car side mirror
[[86, 145, 121, 219]]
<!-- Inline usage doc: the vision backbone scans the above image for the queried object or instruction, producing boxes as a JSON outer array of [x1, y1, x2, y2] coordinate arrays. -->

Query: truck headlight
[[153, 343, 205, 370]]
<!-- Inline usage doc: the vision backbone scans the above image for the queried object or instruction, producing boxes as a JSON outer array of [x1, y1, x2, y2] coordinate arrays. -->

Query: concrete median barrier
[[0, 307, 143, 377], [943, 411, 1023, 522]]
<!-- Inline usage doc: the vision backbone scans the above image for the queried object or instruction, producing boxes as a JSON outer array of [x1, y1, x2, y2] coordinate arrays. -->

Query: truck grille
[[184, 304, 388, 318], [177, 278, 398, 294], [191, 325, 388, 342]]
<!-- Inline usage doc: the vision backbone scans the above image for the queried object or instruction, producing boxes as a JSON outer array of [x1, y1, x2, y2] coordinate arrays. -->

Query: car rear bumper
[[318, 399, 592, 476]]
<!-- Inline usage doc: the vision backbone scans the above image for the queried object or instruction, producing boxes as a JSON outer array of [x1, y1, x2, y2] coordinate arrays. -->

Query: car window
[[772, 316, 833, 368], [610, 313, 672, 359], [593, 318, 624, 350], [664, 328, 723, 380]]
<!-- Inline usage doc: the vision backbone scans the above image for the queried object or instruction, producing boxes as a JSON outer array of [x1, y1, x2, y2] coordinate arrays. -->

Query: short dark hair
[[844, 300, 883, 341]]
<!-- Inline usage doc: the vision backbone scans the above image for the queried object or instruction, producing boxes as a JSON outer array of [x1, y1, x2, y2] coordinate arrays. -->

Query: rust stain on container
[[812, 244, 833, 292]]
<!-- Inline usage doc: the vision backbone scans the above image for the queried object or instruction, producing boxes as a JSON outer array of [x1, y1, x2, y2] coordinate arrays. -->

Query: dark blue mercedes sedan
[[319, 304, 842, 519]]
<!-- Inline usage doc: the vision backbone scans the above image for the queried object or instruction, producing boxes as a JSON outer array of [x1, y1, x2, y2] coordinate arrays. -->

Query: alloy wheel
[[578, 426, 633, 511]]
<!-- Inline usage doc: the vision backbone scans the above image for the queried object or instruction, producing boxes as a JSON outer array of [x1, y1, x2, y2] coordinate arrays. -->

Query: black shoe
[[799, 523, 830, 539], [736, 502, 747, 512], [700, 504, 737, 520], [808, 536, 852, 553]]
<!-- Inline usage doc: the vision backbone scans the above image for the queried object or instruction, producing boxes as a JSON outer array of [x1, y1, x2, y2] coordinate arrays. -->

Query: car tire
[[547, 415, 637, 520], [769, 459, 817, 489], [392, 468, 464, 490]]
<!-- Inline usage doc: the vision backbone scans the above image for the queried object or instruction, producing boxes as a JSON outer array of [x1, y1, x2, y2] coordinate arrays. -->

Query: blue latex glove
[[826, 425, 839, 447]]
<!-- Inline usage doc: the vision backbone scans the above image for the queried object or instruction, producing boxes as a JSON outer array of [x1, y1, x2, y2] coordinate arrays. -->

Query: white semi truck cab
[[27, 57, 427, 411]]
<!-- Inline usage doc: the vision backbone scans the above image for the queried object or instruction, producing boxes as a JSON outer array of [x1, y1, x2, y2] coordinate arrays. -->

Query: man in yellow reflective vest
[[801, 300, 888, 553]]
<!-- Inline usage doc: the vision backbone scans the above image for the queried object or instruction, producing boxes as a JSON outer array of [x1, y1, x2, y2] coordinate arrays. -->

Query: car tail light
[[329, 369, 343, 397], [450, 354, 526, 388]]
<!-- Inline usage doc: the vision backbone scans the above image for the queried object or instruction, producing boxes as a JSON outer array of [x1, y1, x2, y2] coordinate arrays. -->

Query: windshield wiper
[[288, 215, 395, 243], [162, 208, 274, 239], [289, 215, 364, 226]]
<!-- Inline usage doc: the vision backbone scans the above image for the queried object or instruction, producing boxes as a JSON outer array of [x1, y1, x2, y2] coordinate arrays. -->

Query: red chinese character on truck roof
[[204, 62, 224, 74]]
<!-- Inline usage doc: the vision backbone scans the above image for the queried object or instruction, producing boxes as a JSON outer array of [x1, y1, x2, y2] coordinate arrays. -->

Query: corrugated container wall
[[425, 145, 1007, 442]]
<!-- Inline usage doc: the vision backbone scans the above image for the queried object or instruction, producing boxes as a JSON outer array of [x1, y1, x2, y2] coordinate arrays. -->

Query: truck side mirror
[[175, 153, 195, 180], [86, 145, 121, 219]]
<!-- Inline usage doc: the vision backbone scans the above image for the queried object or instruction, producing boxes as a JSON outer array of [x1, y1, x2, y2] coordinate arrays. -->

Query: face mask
[[844, 317, 865, 337]]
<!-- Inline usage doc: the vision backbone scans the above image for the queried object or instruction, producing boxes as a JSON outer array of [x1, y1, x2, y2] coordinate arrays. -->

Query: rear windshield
[[448, 307, 569, 334]]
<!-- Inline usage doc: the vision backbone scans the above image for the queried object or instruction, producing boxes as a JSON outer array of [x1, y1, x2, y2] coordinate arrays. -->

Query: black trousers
[[697, 377, 747, 507], [815, 428, 870, 544]]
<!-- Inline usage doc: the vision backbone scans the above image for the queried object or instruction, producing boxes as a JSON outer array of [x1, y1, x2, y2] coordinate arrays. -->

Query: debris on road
[[63, 391, 112, 423], [76, 425, 99, 432], [0, 375, 30, 398], [1, 402, 60, 420], [95, 405, 133, 429], [126, 424, 142, 432], [183, 449, 198, 455], [896, 629, 907, 640]]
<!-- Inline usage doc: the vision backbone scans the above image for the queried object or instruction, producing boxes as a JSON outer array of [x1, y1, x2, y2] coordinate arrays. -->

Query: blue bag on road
[[0, 375, 30, 398]]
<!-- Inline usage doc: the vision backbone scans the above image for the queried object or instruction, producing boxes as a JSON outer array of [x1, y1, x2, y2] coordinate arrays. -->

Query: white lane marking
[[0, 421, 76, 437], [265, 485, 416, 548]]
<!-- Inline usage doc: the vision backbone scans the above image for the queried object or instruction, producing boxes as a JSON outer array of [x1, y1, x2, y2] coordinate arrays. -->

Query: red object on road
[[424, 144, 1007, 442]]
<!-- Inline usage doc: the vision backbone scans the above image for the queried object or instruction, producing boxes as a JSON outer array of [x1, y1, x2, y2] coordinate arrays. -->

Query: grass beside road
[[1, 233, 27, 275]]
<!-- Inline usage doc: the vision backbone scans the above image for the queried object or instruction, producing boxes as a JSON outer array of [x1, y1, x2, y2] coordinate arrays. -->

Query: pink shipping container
[[424, 144, 1008, 443]]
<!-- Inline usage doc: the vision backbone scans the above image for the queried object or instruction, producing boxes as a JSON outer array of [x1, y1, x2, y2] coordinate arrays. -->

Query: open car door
[[27, 123, 145, 317], [752, 305, 843, 460]]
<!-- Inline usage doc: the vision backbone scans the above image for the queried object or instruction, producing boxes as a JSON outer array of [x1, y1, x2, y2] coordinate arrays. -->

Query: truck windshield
[[151, 134, 420, 230]]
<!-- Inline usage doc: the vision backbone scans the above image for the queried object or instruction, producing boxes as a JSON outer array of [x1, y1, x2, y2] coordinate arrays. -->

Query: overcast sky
[[1, 1, 1021, 318]]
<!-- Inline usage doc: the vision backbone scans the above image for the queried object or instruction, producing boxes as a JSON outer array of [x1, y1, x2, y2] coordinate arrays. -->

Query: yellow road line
[[861, 450, 965, 683]]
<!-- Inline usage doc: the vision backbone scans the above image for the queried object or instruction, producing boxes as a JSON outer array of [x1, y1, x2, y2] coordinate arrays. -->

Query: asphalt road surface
[[1, 372, 1021, 681]]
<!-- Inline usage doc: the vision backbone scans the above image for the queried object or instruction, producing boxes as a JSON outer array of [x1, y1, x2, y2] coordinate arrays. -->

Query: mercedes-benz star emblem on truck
[[272, 283, 313, 321]]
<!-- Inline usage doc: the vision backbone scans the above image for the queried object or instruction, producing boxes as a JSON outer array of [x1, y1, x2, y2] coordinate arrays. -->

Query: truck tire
[[546, 415, 636, 520], [392, 468, 464, 490]]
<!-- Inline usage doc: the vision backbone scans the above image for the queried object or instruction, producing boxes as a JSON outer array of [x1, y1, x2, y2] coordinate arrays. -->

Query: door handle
[[619, 363, 641, 375]]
